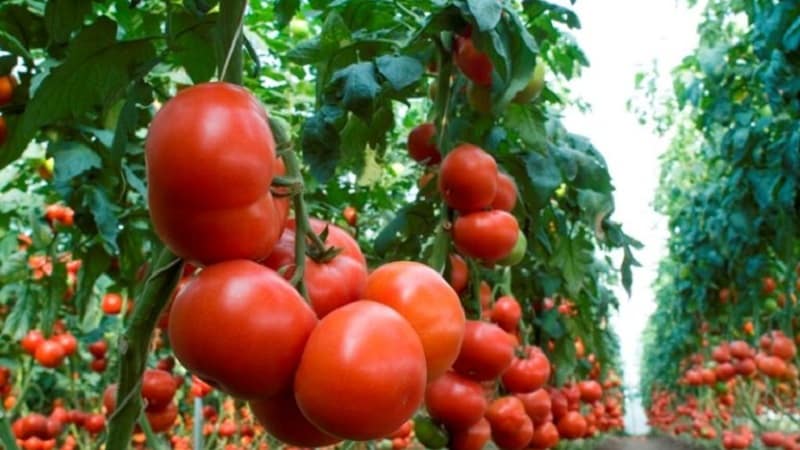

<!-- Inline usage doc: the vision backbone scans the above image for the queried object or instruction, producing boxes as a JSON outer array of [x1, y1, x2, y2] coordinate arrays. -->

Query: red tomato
[[453, 320, 515, 381], [761, 431, 787, 447], [294, 301, 426, 440], [549, 389, 568, 420], [21, 330, 45, 355], [35, 340, 65, 368], [101, 293, 123, 315], [0, 116, 6, 145], [407, 123, 441, 165], [53, 334, 76, 356], [502, 347, 551, 393], [141, 369, 177, 411], [0, 75, 13, 106], [20, 414, 48, 439], [424, 371, 487, 429], [490, 296, 522, 332], [758, 355, 787, 378], [83, 414, 105, 435], [453, 210, 520, 262], [771, 335, 797, 360], [735, 358, 757, 376], [263, 219, 367, 318], [342, 206, 358, 227], [712, 344, 731, 363], [529, 422, 560, 449], [90, 358, 107, 373], [557, 411, 587, 439], [486, 396, 534, 450], [518, 389, 552, 425], [491, 172, 518, 211], [145, 402, 178, 433], [146, 82, 284, 265], [454, 36, 493, 86], [88, 339, 107, 359], [577, 380, 603, 403], [762, 276, 777, 294], [250, 391, 340, 447], [363, 261, 465, 381], [449, 417, 491, 450], [438, 144, 498, 212], [168, 260, 317, 399], [448, 254, 469, 293]]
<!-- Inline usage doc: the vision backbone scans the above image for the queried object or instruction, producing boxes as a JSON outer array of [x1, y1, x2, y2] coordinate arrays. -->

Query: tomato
[[448, 254, 469, 293], [502, 347, 551, 393], [407, 123, 441, 165], [491, 173, 518, 211], [88, 339, 107, 359], [513, 61, 546, 104], [771, 335, 796, 360], [90, 358, 107, 373], [294, 301, 426, 440], [425, 371, 487, 429], [490, 296, 522, 332], [486, 396, 534, 450], [557, 411, 587, 439], [342, 206, 358, 227], [53, 334, 77, 356], [549, 389, 568, 420], [20, 414, 48, 439], [528, 422, 559, 449], [363, 261, 465, 381], [497, 231, 527, 266], [0, 116, 6, 145], [466, 83, 492, 114], [146, 82, 284, 265], [758, 355, 787, 378], [518, 389, 551, 425], [453, 320, 515, 381], [34, 340, 65, 368], [761, 431, 787, 447], [83, 414, 105, 435], [0, 75, 13, 106], [250, 391, 340, 447], [712, 343, 731, 363], [449, 417, 491, 450], [453, 210, 519, 262], [101, 293, 123, 315], [577, 380, 603, 403], [735, 358, 757, 376], [762, 276, 777, 294], [454, 36, 493, 86], [145, 402, 178, 433], [438, 144, 497, 212], [21, 330, 45, 355], [729, 340, 752, 359], [168, 260, 317, 399], [715, 363, 736, 381], [141, 369, 177, 411], [263, 219, 367, 318]]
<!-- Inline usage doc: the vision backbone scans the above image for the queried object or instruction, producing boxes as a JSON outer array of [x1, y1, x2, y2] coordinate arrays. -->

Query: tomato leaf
[[524, 149, 562, 208], [464, 0, 503, 31], [376, 55, 424, 92], [171, 11, 218, 83], [275, 0, 300, 28], [552, 231, 593, 296], [83, 187, 121, 254], [302, 105, 344, 183], [44, 0, 92, 44], [505, 104, 547, 150], [75, 243, 111, 318], [51, 141, 102, 187], [330, 62, 381, 119], [0, 5, 48, 52]]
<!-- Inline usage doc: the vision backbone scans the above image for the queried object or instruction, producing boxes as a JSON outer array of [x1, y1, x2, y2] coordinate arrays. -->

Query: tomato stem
[[104, 246, 183, 449], [0, 411, 19, 450], [278, 148, 310, 300]]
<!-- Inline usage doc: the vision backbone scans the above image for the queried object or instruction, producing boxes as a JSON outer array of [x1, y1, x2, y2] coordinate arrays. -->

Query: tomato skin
[[438, 144, 497, 212], [20, 414, 48, 439], [771, 335, 796, 360], [363, 261, 465, 381], [146, 82, 282, 265], [448, 417, 491, 450], [88, 339, 107, 359], [342, 206, 358, 227], [83, 414, 105, 434], [250, 391, 340, 447], [0, 116, 6, 145], [529, 422, 560, 449], [729, 340, 752, 359], [407, 123, 441, 165], [425, 371, 487, 429], [453, 210, 520, 262], [141, 369, 177, 411], [556, 411, 587, 439], [448, 254, 469, 293], [549, 389, 568, 420], [34, 340, 65, 368], [502, 347, 551, 393], [491, 173, 517, 211], [21, 330, 45, 355], [454, 36, 493, 86], [101, 293, 123, 315], [145, 402, 178, 433], [490, 296, 522, 332], [453, 320, 515, 381], [0, 76, 13, 106], [294, 301, 427, 440], [758, 355, 787, 378], [263, 219, 367, 318], [517, 389, 552, 425], [168, 260, 317, 399], [761, 431, 786, 447], [486, 396, 534, 450], [53, 334, 76, 356], [577, 380, 603, 403]]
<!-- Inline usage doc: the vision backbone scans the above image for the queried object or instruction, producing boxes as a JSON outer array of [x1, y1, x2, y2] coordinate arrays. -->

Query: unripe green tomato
[[555, 183, 568, 198], [289, 18, 311, 39], [415, 416, 448, 449], [513, 60, 546, 104], [764, 298, 778, 313], [466, 83, 492, 114], [497, 231, 527, 266]]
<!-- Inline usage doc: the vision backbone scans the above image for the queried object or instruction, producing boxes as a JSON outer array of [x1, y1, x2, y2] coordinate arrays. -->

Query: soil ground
[[593, 435, 706, 450]]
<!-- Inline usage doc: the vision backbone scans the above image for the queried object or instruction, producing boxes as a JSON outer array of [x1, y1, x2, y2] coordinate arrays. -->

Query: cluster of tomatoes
[[87, 339, 108, 373], [20, 327, 77, 369], [104, 369, 180, 434], [0, 365, 13, 409], [11, 402, 106, 450], [43, 204, 75, 228]]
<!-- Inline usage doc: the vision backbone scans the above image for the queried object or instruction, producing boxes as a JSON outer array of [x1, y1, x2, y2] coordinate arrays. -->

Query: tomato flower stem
[[104, 246, 183, 449]]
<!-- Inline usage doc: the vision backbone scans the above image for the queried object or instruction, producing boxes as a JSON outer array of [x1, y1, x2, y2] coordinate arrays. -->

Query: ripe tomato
[[407, 123, 441, 165], [83, 414, 105, 434], [53, 334, 77, 356], [88, 339, 107, 359], [250, 391, 340, 447], [771, 335, 796, 360], [454, 36, 493, 86], [715, 363, 736, 381], [486, 396, 534, 450], [529, 422, 560, 449], [729, 340, 752, 359], [517, 389, 551, 425], [438, 144, 497, 212], [90, 359, 107, 373], [502, 347, 551, 393], [557, 411, 587, 439], [146, 82, 284, 265], [491, 173, 518, 211], [453, 320, 515, 381], [449, 417, 491, 450], [294, 301, 426, 440], [448, 253, 469, 293], [0, 75, 13, 106], [145, 402, 177, 433], [363, 261, 465, 381], [735, 358, 757, 376], [342, 206, 358, 227], [761, 431, 787, 447], [101, 293, 123, 315], [424, 371, 487, 429], [577, 380, 603, 403], [762, 276, 777, 294], [453, 210, 519, 262], [34, 340, 65, 368], [490, 296, 522, 332], [263, 219, 367, 318], [712, 344, 731, 363], [0, 116, 6, 145], [21, 330, 45, 355], [168, 260, 317, 399], [141, 369, 177, 411], [20, 414, 48, 439], [758, 355, 787, 378], [549, 389, 568, 420]]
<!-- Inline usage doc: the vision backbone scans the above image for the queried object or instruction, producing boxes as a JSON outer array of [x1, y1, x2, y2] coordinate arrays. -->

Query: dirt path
[[594, 436, 705, 450]]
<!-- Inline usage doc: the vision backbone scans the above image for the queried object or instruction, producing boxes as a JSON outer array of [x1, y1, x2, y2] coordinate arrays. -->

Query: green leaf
[[302, 105, 344, 183], [83, 187, 121, 253], [75, 244, 110, 319], [783, 17, 800, 51], [538, 310, 565, 339], [621, 245, 640, 297], [552, 231, 593, 296], [275, 0, 300, 28], [331, 62, 381, 119], [171, 12, 218, 83], [2, 285, 33, 340], [0, 5, 47, 52], [123, 164, 147, 198], [505, 104, 546, 150], [0, 18, 157, 169], [0, 29, 32, 59], [524, 149, 562, 207], [466, 0, 503, 31], [319, 12, 351, 55], [44, 0, 92, 44], [287, 38, 321, 65], [51, 141, 102, 185], [376, 55, 423, 92]]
